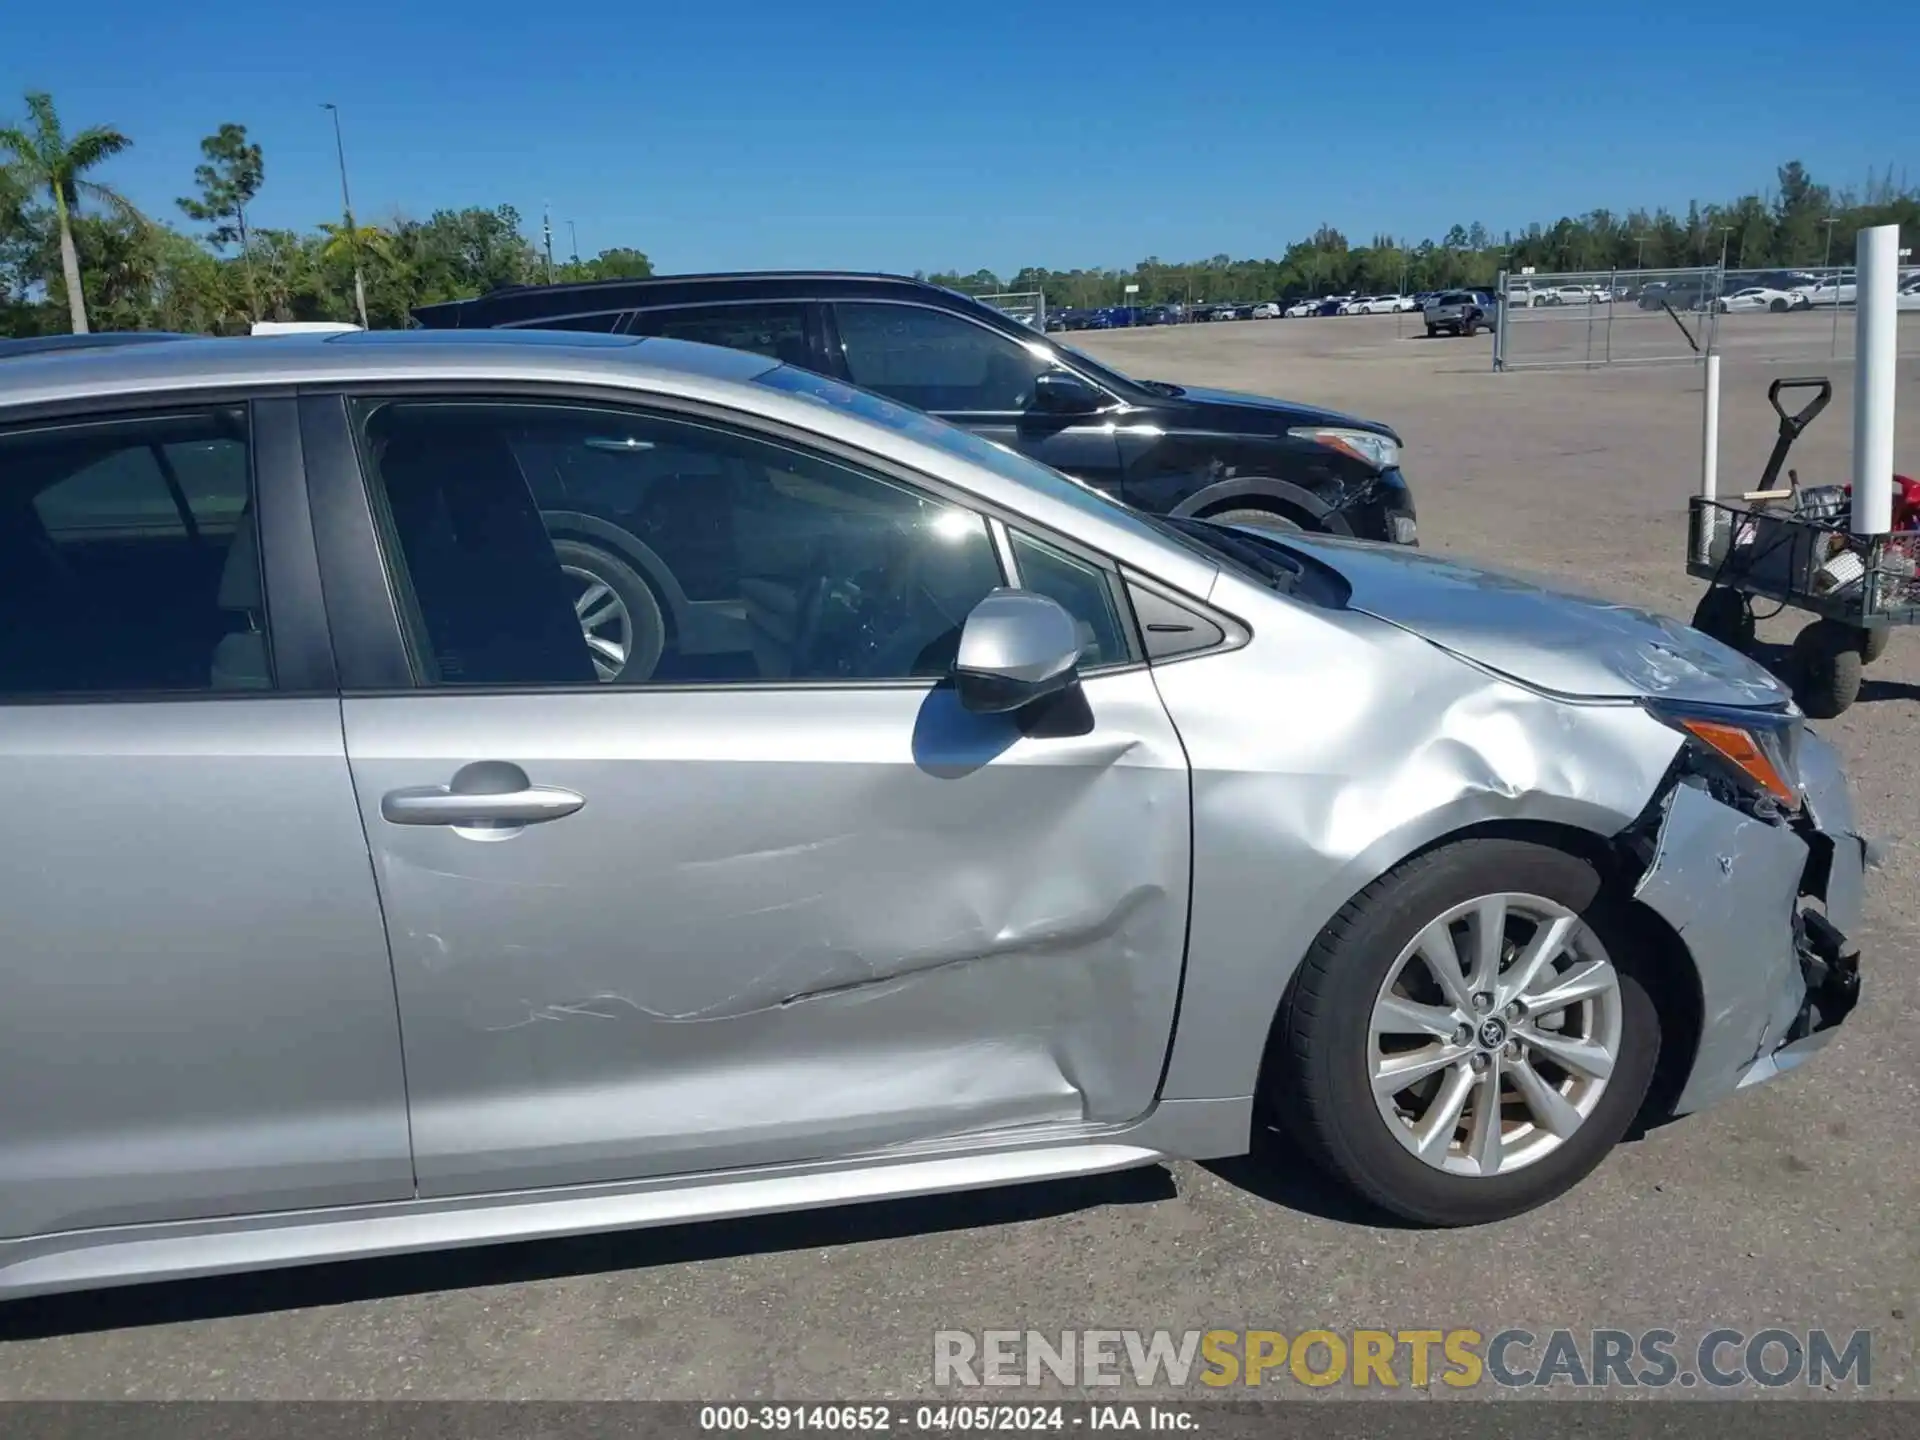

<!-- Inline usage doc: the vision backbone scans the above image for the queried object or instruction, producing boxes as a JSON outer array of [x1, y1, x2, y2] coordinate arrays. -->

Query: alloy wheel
[[1368, 892, 1623, 1177], [560, 562, 633, 682]]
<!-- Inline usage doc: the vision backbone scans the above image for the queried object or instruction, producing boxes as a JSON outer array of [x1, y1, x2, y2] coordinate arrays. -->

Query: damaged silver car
[[0, 331, 1865, 1297]]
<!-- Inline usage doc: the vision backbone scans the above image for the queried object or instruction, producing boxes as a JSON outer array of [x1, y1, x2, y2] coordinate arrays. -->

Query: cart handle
[[1769, 377, 1833, 436]]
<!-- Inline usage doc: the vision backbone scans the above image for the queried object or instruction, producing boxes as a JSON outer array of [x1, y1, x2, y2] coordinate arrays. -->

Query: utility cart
[[1688, 376, 1920, 718]]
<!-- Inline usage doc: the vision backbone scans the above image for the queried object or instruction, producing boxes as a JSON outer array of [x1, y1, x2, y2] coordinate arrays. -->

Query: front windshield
[[756, 363, 1232, 571]]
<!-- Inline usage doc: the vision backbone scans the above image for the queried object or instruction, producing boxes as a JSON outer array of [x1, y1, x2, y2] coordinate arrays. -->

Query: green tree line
[[1, 88, 1913, 336], [930, 163, 1917, 309], [0, 92, 651, 336]]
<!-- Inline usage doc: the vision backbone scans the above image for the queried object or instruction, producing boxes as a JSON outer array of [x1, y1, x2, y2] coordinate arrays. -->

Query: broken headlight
[[1288, 426, 1401, 473], [1645, 700, 1803, 813]]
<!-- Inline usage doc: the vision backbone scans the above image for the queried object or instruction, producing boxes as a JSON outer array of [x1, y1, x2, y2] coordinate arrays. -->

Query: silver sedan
[[0, 330, 1865, 1297]]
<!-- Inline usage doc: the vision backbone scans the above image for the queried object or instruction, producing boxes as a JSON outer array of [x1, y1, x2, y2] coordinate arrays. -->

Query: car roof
[[0, 329, 780, 412], [0, 331, 200, 359], [411, 270, 976, 328]]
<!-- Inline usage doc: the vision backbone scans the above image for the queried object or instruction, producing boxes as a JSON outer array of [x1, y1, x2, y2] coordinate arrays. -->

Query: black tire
[[1273, 839, 1662, 1227], [549, 537, 668, 684], [1689, 585, 1754, 653], [1425, 324, 1438, 337], [1769, 298, 1789, 313], [1207, 506, 1305, 535], [1461, 315, 1479, 337], [1862, 624, 1891, 665], [1790, 618, 1864, 718]]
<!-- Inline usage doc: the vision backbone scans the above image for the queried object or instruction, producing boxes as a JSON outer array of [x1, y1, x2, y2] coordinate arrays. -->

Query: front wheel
[[1461, 315, 1479, 337], [1425, 324, 1438, 337], [1770, 298, 1789, 313], [1272, 839, 1661, 1226]]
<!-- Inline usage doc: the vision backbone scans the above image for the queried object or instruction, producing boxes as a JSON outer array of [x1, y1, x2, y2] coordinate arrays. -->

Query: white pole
[[1852, 224, 1899, 535], [1697, 352, 1721, 563]]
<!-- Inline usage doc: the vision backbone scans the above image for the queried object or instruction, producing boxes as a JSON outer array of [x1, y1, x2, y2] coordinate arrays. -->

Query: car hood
[[1265, 533, 1792, 707], [1160, 385, 1401, 442]]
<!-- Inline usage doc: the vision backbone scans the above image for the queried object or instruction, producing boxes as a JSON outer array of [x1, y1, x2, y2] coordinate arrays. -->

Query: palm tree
[[0, 91, 138, 333]]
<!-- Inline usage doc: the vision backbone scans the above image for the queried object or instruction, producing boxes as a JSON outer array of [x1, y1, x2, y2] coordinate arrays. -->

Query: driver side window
[[835, 303, 1049, 413], [353, 398, 1005, 688]]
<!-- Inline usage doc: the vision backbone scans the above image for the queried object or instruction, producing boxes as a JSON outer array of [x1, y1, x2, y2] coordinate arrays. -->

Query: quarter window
[[0, 408, 267, 696], [1009, 531, 1131, 668], [834, 303, 1050, 413], [352, 399, 1004, 688]]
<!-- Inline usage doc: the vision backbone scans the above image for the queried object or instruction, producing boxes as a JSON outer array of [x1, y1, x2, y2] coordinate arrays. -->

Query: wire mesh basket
[[1686, 497, 1920, 624]]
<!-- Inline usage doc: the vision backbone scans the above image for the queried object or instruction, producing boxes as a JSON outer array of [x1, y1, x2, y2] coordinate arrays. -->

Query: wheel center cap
[[1477, 1017, 1509, 1050]]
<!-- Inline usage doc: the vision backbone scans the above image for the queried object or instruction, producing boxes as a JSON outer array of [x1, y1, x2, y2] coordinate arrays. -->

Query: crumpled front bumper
[[1632, 730, 1867, 1116]]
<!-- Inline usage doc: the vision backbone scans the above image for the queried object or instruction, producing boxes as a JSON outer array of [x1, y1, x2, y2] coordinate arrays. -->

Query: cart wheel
[[1691, 586, 1754, 653], [1790, 619, 1864, 719], [1861, 625, 1891, 665]]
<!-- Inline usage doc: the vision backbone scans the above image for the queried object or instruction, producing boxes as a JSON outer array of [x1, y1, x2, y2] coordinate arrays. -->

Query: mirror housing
[[1030, 370, 1104, 416], [953, 589, 1084, 714]]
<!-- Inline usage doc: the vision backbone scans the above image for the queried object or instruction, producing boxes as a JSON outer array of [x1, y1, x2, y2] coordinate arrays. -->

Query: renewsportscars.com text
[[932, 1327, 1872, 1390]]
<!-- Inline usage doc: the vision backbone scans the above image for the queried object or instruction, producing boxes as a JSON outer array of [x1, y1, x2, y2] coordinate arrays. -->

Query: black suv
[[413, 273, 1417, 547]]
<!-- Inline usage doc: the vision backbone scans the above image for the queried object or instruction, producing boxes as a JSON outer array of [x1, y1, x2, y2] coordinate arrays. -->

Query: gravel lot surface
[[2, 314, 1915, 1401]]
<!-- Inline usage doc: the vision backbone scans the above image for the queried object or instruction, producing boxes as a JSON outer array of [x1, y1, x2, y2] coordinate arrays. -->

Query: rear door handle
[[381, 761, 585, 827]]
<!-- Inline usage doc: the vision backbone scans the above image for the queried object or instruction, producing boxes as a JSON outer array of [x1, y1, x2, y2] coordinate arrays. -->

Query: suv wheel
[[1272, 839, 1660, 1226], [1207, 506, 1305, 535], [552, 538, 667, 684]]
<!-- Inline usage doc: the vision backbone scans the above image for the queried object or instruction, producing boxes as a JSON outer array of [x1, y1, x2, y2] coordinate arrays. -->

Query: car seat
[[376, 426, 598, 686], [209, 507, 272, 690]]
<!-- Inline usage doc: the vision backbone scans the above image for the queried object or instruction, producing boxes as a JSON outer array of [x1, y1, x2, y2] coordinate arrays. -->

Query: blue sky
[[4, 0, 1914, 276]]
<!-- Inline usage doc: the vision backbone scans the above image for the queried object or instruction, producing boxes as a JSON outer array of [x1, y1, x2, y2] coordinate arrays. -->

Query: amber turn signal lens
[[1678, 719, 1799, 806]]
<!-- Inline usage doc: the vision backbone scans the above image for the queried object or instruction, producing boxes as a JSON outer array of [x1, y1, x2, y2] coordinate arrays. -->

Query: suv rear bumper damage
[[1631, 731, 1866, 1116]]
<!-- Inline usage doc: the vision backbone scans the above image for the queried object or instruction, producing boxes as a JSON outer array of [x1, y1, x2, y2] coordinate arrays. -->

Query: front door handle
[[380, 760, 584, 827], [382, 786, 584, 826]]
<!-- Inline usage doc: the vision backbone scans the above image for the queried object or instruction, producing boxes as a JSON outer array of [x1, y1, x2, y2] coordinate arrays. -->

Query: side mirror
[[1029, 370, 1104, 416], [953, 589, 1083, 714]]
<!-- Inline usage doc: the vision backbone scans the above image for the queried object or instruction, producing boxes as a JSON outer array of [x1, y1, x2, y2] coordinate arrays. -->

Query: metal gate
[[975, 290, 1047, 332]]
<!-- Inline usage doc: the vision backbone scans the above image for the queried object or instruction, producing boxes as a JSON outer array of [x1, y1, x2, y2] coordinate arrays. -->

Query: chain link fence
[[1493, 264, 1920, 371], [974, 290, 1047, 331]]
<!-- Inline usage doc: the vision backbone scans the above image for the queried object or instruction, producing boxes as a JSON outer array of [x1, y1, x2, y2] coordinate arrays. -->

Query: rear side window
[[0, 408, 269, 696], [834, 302, 1049, 413], [629, 304, 811, 365]]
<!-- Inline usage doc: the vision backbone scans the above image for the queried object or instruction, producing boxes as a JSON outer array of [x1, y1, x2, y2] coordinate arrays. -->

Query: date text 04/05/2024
[[698, 1404, 1190, 1431]]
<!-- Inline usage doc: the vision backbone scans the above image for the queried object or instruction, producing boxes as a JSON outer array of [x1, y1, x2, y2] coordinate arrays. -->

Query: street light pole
[[567, 220, 580, 267], [320, 103, 369, 329]]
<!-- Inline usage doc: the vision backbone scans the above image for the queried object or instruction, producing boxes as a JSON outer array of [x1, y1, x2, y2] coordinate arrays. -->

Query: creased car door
[[320, 391, 1191, 1199], [345, 677, 1189, 1197]]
